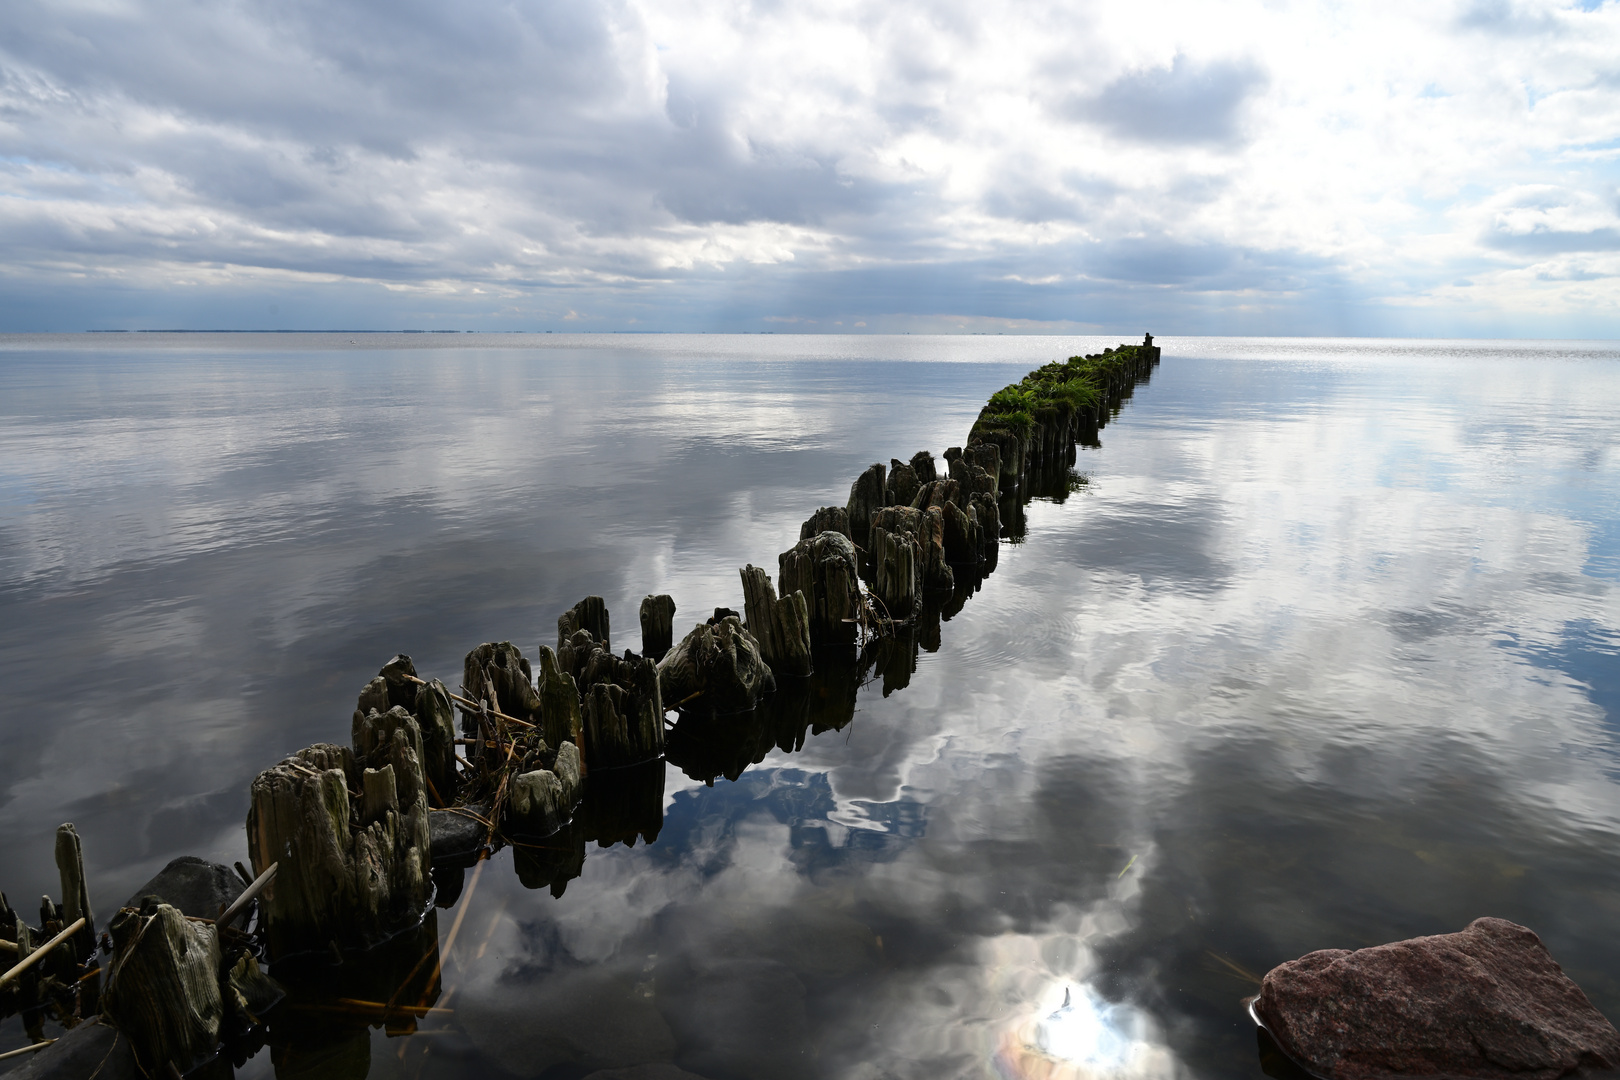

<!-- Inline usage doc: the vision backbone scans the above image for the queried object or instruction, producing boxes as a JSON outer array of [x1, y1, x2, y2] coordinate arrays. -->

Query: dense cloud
[[0, 0, 1617, 332]]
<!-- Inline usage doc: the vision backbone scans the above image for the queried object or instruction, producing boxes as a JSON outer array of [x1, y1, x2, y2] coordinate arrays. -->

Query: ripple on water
[[950, 595, 1084, 675]]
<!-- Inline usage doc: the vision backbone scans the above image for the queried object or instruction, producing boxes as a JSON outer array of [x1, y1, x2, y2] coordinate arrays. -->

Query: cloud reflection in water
[[999, 983, 1172, 1080]]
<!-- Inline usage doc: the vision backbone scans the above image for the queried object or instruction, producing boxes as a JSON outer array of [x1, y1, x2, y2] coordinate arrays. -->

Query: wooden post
[[536, 645, 585, 758], [508, 742, 581, 838], [886, 459, 919, 507], [579, 651, 663, 768], [970, 492, 1001, 555], [557, 596, 610, 652], [870, 527, 921, 620], [739, 565, 813, 677], [940, 500, 976, 565], [639, 594, 677, 661], [101, 905, 222, 1076], [462, 642, 543, 723], [413, 678, 460, 804], [779, 532, 862, 644], [246, 734, 430, 959], [656, 617, 777, 715], [53, 824, 94, 963], [965, 443, 1001, 497], [844, 463, 886, 550], [797, 506, 851, 542]]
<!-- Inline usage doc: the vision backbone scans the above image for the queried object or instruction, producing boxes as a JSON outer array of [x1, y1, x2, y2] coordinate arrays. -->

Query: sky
[[1, 0, 1618, 335]]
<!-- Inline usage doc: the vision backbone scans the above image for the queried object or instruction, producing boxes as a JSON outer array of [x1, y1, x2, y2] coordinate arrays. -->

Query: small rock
[[123, 856, 242, 920], [429, 802, 490, 866], [1255, 917, 1620, 1080]]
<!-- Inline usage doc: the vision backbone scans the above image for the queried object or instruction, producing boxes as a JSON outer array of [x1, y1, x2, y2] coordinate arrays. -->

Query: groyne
[[0, 335, 1161, 1077]]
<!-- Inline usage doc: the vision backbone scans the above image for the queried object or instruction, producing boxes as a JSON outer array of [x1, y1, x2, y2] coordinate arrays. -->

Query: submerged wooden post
[[739, 565, 813, 677], [639, 594, 677, 661]]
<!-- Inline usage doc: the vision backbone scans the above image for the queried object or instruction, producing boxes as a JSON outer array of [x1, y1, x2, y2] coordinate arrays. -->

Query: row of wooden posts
[[0, 337, 1161, 1077]]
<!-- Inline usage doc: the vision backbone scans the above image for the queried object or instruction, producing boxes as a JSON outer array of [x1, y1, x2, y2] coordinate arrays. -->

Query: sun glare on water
[[996, 983, 1177, 1080]]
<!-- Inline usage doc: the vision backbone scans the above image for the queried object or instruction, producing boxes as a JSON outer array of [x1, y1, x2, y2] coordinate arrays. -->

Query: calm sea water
[[2, 333, 1618, 1080]]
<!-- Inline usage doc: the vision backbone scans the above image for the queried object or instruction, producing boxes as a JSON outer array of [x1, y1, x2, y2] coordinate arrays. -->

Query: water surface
[[1, 333, 1617, 1079]]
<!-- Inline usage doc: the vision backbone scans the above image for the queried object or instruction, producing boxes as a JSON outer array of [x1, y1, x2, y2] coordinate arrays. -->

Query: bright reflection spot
[[996, 982, 1176, 1080]]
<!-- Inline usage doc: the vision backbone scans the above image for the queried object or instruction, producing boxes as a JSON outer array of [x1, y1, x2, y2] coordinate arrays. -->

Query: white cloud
[[1, 0, 1618, 330]]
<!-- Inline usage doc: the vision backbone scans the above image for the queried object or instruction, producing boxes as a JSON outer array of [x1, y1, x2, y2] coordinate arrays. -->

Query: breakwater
[[0, 336, 1160, 1077]]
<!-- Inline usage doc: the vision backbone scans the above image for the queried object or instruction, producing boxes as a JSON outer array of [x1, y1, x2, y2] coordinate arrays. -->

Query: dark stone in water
[[1255, 917, 1620, 1080], [4, 1019, 140, 1080], [428, 802, 490, 866], [123, 856, 242, 919]]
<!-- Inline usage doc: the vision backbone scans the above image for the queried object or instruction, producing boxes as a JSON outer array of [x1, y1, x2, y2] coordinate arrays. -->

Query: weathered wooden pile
[[0, 335, 1160, 1077]]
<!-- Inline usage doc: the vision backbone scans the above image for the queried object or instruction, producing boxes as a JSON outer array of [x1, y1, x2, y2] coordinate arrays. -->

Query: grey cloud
[[1456, 0, 1563, 36], [0, 0, 1612, 334], [1062, 54, 1268, 147], [1486, 227, 1620, 254]]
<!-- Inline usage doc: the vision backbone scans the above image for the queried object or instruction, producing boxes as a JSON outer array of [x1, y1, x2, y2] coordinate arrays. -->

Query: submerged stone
[[429, 801, 490, 866]]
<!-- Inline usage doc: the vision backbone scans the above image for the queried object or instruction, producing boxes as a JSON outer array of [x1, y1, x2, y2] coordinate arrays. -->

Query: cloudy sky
[[2, 0, 1618, 334]]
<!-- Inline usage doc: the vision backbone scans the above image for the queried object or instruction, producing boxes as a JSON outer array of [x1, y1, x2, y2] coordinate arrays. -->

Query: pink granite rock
[[1255, 918, 1620, 1080]]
